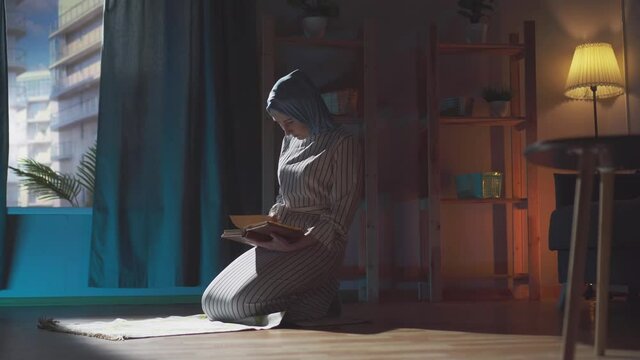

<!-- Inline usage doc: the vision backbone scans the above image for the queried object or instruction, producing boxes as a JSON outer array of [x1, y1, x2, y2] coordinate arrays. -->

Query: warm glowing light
[[565, 42, 624, 99]]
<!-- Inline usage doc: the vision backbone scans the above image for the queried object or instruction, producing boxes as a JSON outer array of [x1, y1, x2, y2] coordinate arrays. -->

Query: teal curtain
[[89, 0, 261, 287], [0, 0, 9, 289]]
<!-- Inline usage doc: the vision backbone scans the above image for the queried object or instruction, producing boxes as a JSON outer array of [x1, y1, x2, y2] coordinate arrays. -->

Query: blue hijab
[[266, 69, 336, 135]]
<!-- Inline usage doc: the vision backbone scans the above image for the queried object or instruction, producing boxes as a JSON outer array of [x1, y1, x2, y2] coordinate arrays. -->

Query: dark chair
[[548, 173, 640, 305]]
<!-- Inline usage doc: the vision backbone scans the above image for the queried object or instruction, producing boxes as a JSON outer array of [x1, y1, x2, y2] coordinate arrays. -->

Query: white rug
[[37, 312, 284, 341]]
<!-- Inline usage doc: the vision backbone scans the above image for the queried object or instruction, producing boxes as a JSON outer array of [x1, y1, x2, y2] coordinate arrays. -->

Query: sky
[[16, 0, 58, 70]]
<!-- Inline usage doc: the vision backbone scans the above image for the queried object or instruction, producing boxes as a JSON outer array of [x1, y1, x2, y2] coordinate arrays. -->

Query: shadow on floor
[[299, 299, 640, 352]]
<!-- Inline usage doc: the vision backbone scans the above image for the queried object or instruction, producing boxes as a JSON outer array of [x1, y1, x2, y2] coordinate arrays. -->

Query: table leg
[[561, 151, 596, 360], [595, 170, 614, 356]]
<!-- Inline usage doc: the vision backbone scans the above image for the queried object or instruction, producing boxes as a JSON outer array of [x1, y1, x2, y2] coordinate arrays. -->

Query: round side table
[[525, 135, 640, 360]]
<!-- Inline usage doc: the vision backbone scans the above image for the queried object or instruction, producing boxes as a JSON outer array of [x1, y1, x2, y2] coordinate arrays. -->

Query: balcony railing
[[26, 108, 51, 123], [24, 82, 53, 99], [52, 28, 102, 63], [50, 95, 99, 129], [52, 62, 101, 97], [28, 131, 52, 144], [50, 0, 103, 34], [51, 141, 73, 161], [7, 12, 26, 35], [7, 47, 26, 72]]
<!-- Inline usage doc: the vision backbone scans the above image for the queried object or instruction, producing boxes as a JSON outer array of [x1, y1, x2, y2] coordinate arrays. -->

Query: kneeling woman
[[201, 70, 362, 323]]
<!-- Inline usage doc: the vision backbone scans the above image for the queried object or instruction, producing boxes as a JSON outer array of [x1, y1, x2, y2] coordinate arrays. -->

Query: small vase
[[302, 16, 328, 38], [489, 101, 510, 117], [465, 22, 488, 44]]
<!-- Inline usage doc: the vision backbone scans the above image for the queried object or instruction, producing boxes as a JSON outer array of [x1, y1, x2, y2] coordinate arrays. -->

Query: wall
[[259, 0, 632, 299], [497, 0, 628, 297], [625, 0, 640, 134]]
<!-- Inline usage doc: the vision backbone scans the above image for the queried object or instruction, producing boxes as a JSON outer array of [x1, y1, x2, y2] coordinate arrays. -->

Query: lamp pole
[[591, 85, 598, 138]]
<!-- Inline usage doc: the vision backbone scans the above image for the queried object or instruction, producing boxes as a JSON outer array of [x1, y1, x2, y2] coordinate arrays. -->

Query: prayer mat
[[37, 312, 283, 341]]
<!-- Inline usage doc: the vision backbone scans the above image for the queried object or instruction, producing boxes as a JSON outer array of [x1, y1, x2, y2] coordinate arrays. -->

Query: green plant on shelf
[[481, 87, 512, 102], [457, 0, 494, 23]]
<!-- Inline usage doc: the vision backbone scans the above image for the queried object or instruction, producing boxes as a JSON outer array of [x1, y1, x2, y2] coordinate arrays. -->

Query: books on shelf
[[221, 215, 306, 246]]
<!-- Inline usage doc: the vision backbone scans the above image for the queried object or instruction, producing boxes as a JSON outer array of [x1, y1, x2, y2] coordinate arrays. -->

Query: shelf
[[427, 21, 540, 302], [440, 116, 525, 127], [444, 274, 508, 280], [442, 273, 529, 284], [441, 198, 527, 205], [438, 43, 524, 56], [276, 36, 363, 49]]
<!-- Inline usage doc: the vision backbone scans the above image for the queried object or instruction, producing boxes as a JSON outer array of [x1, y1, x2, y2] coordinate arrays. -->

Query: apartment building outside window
[[6, 0, 103, 207]]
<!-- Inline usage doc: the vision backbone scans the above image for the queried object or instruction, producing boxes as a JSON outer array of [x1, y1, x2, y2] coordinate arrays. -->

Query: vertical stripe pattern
[[202, 126, 362, 322]]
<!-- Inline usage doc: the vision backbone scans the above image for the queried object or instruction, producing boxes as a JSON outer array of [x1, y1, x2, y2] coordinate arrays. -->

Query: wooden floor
[[1, 298, 639, 359]]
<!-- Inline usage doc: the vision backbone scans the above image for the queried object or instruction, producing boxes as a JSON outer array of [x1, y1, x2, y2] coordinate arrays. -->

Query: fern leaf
[[76, 143, 97, 194], [10, 160, 82, 207]]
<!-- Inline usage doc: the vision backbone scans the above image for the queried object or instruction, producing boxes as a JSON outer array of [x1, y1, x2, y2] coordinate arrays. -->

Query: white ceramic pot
[[489, 101, 510, 117], [465, 22, 488, 43], [302, 16, 328, 38]]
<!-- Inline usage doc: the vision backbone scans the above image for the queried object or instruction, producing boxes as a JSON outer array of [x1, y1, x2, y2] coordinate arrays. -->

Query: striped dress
[[201, 125, 362, 323]]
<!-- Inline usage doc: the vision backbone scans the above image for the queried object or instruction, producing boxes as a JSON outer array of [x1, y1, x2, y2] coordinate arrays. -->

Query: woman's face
[[270, 110, 310, 139]]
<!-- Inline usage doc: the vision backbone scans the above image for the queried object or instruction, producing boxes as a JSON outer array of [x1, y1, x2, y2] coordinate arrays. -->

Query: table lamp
[[564, 42, 625, 138]]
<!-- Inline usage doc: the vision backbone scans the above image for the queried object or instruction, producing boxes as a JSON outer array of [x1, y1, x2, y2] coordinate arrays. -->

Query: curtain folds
[[0, 0, 9, 289], [89, 0, 261, 288]]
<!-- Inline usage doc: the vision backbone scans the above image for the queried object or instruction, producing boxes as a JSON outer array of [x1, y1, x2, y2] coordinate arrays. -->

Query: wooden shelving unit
[[275, 36, 363, 49], [441, 198, 527, 205], [438, 43, 524, 56], [425, 21, 540, 301], [261, 15, 379, 302], [440, 116, 526, 127]]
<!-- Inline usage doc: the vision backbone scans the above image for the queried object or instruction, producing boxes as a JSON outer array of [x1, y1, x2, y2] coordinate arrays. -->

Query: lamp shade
[[564, 42, 624, 100]]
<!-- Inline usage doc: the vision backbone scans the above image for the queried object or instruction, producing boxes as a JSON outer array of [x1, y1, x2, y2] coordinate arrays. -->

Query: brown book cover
[[221, 216, 305, 246]]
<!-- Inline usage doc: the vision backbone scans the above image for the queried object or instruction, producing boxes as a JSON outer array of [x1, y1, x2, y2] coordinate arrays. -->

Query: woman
[[201, 69, 362, 323]]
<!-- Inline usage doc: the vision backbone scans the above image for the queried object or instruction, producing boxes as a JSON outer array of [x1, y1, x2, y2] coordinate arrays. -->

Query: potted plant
[[457, 0, 494, 43], [482, 87, 511, 117], [9, 144, 96, 207], [287, 0, 339, 39]]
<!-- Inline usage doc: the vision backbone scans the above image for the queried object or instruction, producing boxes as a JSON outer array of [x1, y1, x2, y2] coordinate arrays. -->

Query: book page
[[229, 215, 271, 229]]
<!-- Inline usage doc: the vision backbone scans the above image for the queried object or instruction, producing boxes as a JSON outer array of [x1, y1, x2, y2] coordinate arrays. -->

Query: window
[[6, 0, 103, 207]]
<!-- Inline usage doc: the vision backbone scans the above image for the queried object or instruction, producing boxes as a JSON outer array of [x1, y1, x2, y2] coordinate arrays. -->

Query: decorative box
[[440, 96, 474, 116], [455, 171, 503, 199]]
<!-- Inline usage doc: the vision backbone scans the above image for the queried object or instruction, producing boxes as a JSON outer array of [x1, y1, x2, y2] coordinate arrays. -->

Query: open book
[[221, 215, 306, 246]]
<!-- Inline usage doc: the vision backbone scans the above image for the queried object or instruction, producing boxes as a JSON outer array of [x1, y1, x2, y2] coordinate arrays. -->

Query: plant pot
[[465, 22, 488, 44], [302, 16, 328, 39], [488, 101, 510, 117]]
